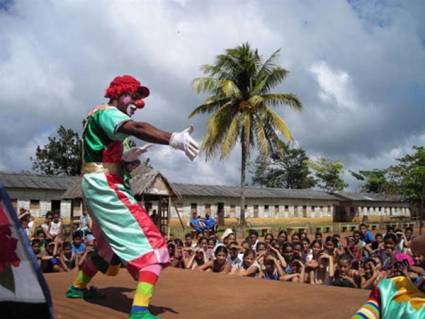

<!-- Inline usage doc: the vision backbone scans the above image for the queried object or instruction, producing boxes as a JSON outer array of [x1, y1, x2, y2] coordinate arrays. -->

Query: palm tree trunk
[[240, 136, 246, 226], [419, 196, 424, 235]]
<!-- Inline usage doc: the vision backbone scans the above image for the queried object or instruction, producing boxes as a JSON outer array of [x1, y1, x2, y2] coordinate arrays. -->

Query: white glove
[[122, 144, 153, 162], [169, 126, 200, 161]]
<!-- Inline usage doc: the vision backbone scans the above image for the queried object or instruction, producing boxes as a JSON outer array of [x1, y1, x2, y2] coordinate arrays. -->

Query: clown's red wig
[[105, 75, 141, 100]]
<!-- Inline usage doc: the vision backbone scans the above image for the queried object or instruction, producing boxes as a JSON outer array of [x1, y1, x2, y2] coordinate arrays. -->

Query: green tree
[[252, 144, 315, 189], [387, 146, 425, 234], [350, 169, 389, 193], [309, 157, 347, 192], [190, 43, 302, 225], [31, 126, 81, 176]]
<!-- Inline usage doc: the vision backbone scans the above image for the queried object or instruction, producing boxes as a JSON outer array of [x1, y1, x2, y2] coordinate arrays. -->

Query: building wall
[[171, 196, 343, 220], [5, 187, 411, 222]]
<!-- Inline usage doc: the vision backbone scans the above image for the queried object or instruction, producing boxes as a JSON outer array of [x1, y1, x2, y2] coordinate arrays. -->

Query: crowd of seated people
[[19, 208, 94, 273], [20, 206, 424, 289], [167, 222, 425, 290]]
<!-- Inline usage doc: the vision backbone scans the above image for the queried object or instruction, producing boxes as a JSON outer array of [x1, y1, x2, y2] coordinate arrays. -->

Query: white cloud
[[310, 61, 357, 110]]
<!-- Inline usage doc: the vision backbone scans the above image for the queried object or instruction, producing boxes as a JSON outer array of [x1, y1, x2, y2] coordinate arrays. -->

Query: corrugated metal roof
[[333, 192, 404, 203], [0, 172, 405, 203], [0, 172, 79, 190], [172, 183, 340, 200]]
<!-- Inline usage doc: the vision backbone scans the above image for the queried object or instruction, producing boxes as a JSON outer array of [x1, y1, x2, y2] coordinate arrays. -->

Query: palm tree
[[189, 43, 302, 225]]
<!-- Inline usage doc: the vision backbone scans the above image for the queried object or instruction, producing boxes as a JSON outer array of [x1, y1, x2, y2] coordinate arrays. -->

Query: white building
[[0, 171, 411, 225]]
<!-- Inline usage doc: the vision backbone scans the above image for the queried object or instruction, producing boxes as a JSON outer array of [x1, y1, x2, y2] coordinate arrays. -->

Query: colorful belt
[[81, 162, 121, 175]]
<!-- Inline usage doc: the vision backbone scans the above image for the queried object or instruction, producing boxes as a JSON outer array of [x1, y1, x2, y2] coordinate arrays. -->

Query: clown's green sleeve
[[352, 276, 425, 319]]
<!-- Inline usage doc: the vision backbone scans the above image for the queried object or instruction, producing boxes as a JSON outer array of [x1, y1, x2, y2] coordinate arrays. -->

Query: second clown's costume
[[352, 276, 425, 318], [66, 75, 196, 319], [352, 233, 425, 319]]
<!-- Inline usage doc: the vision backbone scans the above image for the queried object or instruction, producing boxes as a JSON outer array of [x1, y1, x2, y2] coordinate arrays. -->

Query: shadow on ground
[[85, 287, 178, 316]]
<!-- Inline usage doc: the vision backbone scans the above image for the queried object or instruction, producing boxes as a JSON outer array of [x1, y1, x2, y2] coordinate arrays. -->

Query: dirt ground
[[46, 268, 368, 319]]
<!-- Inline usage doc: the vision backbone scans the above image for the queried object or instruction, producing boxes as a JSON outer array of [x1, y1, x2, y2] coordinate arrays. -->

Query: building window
[[205, 203, 211, 214], [312, 205, 315, 211], [230, 205, 236, 214], [285, 205, 289, 211], [190, 203, 197, 213], [274, 205, 279, 213], [264, 205, 269, 212], [30, 200, 40, 210]]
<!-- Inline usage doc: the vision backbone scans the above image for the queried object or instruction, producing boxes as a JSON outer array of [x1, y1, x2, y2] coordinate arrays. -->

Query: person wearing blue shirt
[[204, 213, 216, 232], [359, 223, 375, 244], [71, 231, 86, 255], [189, 211, 204, 234]]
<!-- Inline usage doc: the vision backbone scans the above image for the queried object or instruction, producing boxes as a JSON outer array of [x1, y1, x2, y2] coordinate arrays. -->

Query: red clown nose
[[134, 99, 145, 109]]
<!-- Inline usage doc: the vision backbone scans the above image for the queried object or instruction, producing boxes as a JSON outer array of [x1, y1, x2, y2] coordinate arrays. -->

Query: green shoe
[[65, 285, 102, 299], [128, 311, 159, 319]]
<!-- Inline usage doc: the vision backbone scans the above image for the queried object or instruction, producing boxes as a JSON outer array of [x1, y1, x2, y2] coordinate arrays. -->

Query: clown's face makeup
[[119, 94, 132, 106], [126, 104, 137, 117]]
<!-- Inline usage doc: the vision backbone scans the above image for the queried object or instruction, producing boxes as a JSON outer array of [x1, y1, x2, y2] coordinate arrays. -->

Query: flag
[[0, 183, 53, 318]]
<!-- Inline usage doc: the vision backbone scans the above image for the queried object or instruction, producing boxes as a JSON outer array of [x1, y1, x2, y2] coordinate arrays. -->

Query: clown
[[352, 233, 425, 318], [66, 75, 199, 319]]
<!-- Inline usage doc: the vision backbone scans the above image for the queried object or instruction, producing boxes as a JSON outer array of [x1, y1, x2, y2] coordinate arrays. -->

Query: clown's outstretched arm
[[119, 120, 200, 160], [119, 120, 171, 144]]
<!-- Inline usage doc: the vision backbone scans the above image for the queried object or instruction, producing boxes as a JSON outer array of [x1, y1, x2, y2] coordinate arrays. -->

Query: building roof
[[172, 183, 341, 201], [62, 166, 179, 199], [332, 192, 404, 203], [0, 171, 79, 190], [0, 171, 405, 204]]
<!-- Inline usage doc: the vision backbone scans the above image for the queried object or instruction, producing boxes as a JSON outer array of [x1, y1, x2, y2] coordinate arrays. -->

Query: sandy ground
[[46, 268, 368, 319]]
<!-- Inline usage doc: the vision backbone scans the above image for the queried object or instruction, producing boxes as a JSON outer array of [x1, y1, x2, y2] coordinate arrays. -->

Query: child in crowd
[[277, 230, 288, 246], [199, 246, 231, 273], [249, 230, 259, 250], [71, 231, 86, 264], [41, 212, 53, 239], [35, 229, 47, 254], [261, 253, 285, 281], [186, 248, 208, 270], [48, 211, 62, 243], [60, 241, 76, 271], [264, 233, 274, 246], [42, 242, 62, 273], [281, 259, 305, 283], [168, 239, 185, 268], [359, 258, 383, 289], [231, 249, 260, 277], [228, 242, 243, 267], [32, 239, 44, 265], [77, 208, 92, 237], [331, 255, 360, 288]]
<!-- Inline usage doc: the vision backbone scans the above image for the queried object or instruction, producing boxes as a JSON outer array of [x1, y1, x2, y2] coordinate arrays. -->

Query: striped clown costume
[[352, 276, 425, 319], [66, 75, 171, 319], [353, 232, 425, 319]]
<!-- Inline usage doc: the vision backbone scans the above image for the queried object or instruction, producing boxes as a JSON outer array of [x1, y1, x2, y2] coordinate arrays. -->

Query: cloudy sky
[[0, 0, 424, 190]]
